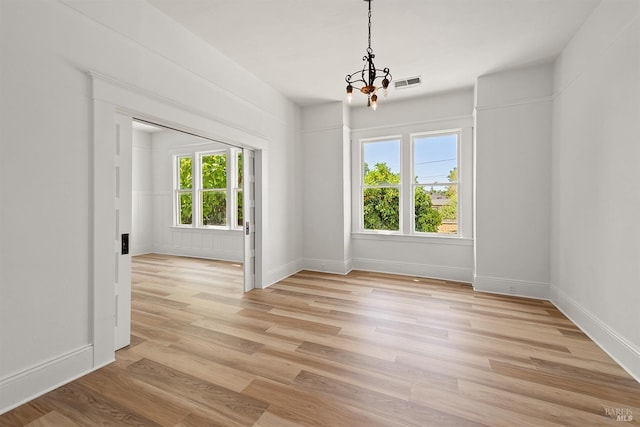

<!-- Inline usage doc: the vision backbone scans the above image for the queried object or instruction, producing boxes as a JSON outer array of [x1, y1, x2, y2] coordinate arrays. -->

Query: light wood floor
[[2, 254, 639, 426]]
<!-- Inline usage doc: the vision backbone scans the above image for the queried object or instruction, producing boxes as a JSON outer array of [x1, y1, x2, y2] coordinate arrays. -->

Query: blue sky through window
[[363, 139, 401, 176], [415, 134, 457, 184], [362, 135, 457, 184]]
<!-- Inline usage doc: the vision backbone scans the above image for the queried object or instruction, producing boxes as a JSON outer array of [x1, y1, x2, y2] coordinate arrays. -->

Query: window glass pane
[[414, 134, 457, 185], [363, 188, 400, 231], [178, 157, 192, 190], [415, 185, 457, 234], [363, 140, 400, 185], [202, 191, 227, 226], [201, 154, 227, 189], [178, 192, 192, 225], [237, 152, 243, 187], [237, 190, 243, 227]]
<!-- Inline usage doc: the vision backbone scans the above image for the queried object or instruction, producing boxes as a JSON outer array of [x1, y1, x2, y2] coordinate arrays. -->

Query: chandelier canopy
[[345, 0, 392, 110]]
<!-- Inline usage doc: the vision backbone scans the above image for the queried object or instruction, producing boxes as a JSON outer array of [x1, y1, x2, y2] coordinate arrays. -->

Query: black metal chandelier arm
[[345, 73, 367, 85]]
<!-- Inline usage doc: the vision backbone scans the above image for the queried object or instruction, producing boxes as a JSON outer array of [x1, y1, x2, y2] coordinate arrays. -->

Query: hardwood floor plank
[[44, 382, 159, 426], [292, 369, 481, 426], [242, 378, 408, 427], [253, 346, 412, 399], [410, 383, 561, 427], [489, 360, 640, 407], [126, 358, 269, 425], [24, 411, 79, 427]]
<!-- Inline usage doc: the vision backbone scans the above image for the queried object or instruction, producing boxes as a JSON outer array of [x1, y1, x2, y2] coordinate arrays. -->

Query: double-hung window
[[176, 155, 193, 225], [357, 130, 461, 236], [200, 152, 227, 226], [361, 138, 401, 232], [235, 152, 243, 228], [174, 149, 242, 229], [412, 131, 459, 234]]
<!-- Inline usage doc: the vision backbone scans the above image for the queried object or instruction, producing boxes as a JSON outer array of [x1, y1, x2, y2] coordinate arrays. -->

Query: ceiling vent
[[394, 76, 422, 90]]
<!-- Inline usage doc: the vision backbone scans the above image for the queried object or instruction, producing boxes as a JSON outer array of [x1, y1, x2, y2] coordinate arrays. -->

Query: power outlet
[[508, 286, 515, 294]]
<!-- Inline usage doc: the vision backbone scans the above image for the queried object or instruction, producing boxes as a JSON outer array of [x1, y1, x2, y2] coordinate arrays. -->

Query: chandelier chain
[[367, 1, 372, 52]]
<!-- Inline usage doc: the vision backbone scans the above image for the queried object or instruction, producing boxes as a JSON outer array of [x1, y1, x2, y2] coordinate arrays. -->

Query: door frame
[[90, 71, 265, 368]]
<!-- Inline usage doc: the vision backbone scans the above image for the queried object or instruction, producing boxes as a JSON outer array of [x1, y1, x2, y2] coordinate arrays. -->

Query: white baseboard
[[264, 258, 304, 288], [0, 345, 96, 415], [352, 258, 473, 283], [303, 258, 353, 275], [473, 275, 550, 300], [131, 244, 154, 256], [551, 286, 640, 383], [152, 247, 243, 263]]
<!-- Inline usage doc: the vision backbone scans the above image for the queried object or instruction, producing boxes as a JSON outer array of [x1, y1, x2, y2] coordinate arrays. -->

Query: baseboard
[[264, 258, 304, 288], [152, 247, 243, 263], [303, 258, 353, 275], [131, 245, 154, 256], [473, 275, 550, 299], [551, 286, 640, 383], [0, 345, 96, 415], [352, 258, 473, 283]]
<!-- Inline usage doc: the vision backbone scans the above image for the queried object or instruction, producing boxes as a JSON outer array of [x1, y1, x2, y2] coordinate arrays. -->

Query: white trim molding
[[264, 259, 304, 289], [0, 345, 95, 415], [551, 286, 640, 383], [303, 258, 353, 276], [353, 257, 472, 283], [474, 275, 550, 300]]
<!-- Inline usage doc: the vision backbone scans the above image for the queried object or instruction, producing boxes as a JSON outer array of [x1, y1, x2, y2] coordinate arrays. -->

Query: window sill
[[170, 226, 243, 233], [351, 232, 473, 246]]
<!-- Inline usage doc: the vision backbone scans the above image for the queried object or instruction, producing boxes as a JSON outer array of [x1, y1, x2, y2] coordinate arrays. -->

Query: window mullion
[[194, 154, 201, 227]]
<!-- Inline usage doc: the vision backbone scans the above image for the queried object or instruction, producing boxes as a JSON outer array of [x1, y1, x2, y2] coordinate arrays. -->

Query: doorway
[[91, 72, 267, 367], [112, 117, 258, 350]]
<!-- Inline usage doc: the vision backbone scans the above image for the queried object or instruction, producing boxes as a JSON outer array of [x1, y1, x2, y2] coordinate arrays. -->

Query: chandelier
[[345, 0, 392, 110]]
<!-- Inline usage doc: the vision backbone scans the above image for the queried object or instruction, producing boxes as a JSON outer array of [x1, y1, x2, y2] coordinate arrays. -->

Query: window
[[413, 132, 458, 235], [357, 130, 460, 236], [176, 156, 193, 225], [235, 151, 243, 227], [174, 149, 242, 229], [200, 153, 227, 226], [361, 138, 401, 231]]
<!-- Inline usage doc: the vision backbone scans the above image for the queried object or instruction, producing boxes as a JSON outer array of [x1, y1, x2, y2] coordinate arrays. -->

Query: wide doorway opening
[[113, 116, 258, 351]]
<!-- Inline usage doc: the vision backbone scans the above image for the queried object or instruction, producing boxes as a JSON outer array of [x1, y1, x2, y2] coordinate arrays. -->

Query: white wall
[[349, 90, 475, 282], [0, 0, 301, 413], [474, 63, 553, 298], [551, 0, 640, 380], [301, 102, 352, 274], [149, 129, 243, 262], [132, 129, 154, 255]]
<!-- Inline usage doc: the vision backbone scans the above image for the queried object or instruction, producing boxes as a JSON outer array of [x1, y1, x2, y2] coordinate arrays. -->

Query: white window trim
[[174, 154, 194, 228], [352, 121, 472, 240], [360, 136, 403, 234], [173, 148, 243, 230], [410, 129, 461, 237]]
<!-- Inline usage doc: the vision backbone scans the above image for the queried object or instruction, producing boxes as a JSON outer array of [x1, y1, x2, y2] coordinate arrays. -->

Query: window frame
[[354, 125, 468, 239], [410, 129, 461, 236], [172, 147, 243, 230], [174, 154, 194, 226], [360, 136, 403, 234], [198, 150, 228, 228]]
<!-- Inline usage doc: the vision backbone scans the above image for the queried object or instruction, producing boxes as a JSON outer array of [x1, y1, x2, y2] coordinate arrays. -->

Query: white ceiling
[[146, 0, 599, 106]]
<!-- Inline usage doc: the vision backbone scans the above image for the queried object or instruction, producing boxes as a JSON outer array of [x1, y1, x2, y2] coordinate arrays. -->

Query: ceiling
[[146, 0, 599, 107]]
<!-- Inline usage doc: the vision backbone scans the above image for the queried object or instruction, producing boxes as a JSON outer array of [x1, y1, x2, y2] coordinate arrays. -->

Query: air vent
[[394, 76, 422, 90]]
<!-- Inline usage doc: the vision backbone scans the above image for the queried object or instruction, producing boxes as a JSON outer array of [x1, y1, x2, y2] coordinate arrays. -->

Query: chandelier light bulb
[[371, 94, 378, 110]]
